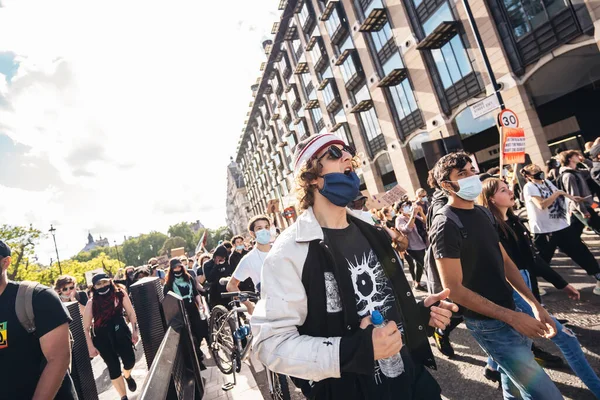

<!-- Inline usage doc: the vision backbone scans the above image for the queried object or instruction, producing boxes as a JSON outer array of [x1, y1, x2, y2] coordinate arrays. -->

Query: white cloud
[[0, 0, 279, 262]]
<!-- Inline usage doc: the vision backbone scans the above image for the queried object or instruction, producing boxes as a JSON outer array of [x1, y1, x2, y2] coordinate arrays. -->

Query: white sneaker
[[593, 285, 600, 296], [538, 288, 547, 296]]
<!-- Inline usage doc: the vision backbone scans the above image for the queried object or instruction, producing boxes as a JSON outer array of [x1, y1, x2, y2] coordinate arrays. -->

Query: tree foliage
[[121, 231, 168, 266], [159, 236, 187, 257], [0, 224, 44, 280]]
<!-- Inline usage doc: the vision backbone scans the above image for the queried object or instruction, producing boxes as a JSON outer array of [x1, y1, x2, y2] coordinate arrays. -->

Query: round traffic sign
[[498, 109, 519, 128]]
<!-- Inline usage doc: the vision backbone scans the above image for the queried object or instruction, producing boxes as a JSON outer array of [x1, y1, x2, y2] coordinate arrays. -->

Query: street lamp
[[114, 240, 123, 268], [49, 225, 62, 275]]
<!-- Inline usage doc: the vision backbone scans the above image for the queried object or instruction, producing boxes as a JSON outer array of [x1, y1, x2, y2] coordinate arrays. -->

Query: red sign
[[283, 207, 296, 219], [502, 127, 526, 164]]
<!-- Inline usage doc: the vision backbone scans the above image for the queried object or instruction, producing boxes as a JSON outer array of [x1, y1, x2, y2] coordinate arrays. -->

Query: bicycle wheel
[[268, 370, 291, 400], [208, 305, 237, 374]]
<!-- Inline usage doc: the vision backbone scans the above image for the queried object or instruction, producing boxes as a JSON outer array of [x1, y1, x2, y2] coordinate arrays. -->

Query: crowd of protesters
[[3, 133, 600, 400]]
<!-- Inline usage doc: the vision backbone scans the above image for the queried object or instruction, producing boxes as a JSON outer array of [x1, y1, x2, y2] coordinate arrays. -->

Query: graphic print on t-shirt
[[535, 182, 566, 220], [0, 321, 7, 349], [348, 250, 394, 317]]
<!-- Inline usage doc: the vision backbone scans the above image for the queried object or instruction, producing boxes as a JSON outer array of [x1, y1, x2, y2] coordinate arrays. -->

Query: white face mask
[[446, 175, 483, 201]]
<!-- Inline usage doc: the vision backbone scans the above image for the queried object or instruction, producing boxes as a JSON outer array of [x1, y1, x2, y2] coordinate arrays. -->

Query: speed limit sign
[[499, 109, 519, 128]]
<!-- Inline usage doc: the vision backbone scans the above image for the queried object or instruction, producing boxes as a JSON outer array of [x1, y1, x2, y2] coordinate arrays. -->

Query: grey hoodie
[[559, 166, 592, 215]]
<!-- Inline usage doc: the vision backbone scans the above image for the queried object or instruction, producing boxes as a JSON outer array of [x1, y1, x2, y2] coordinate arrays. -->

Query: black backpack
[[425, 205, 495, 294], [555, 169, 584, 194]]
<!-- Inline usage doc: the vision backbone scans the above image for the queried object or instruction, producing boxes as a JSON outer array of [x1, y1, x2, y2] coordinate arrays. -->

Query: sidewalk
[[96, 342, 264, 400]]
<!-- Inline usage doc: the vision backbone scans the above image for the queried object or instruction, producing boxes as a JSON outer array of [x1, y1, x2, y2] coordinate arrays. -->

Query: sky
[[0, 0, 279, 263]]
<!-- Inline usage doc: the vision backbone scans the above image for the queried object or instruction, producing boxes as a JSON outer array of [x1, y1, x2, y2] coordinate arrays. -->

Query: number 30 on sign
[[498, 109, 519, 128]]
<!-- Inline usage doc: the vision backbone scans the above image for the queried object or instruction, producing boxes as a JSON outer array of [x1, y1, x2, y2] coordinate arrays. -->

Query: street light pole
[[461, 0, 505, 111], [49, 225, 62, 275], [114, 241, 123, 268]]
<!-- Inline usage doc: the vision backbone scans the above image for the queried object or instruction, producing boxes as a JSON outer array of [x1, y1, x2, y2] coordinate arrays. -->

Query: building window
[[310, 107, 326, 134], [422, 4, 473, 90], [375, 153, 398, 190], [332, 108, 355, 147], [503, 0, 567, 38], [352, 85, 385, 157], [298, 1, 316, 37], [301, 73, 317, 102]]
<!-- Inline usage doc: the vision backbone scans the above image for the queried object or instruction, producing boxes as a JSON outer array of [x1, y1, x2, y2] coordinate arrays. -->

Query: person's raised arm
[[83, 301, 98, 357], [33, 323, 71, 400]]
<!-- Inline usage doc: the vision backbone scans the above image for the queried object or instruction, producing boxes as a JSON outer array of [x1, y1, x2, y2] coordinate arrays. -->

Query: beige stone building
[[225, 159, 251, 235], [235, 0, 600, 227]]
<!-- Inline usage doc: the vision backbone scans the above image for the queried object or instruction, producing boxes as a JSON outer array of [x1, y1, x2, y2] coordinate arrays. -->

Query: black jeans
[[406, 249, 426, 284], [533, 226, 600, 277]]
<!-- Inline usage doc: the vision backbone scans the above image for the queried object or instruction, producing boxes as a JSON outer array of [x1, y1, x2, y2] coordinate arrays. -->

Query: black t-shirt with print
[[430, 206, 515, 320], [0, 282, 74, 400], [323, 222, 416, 399]]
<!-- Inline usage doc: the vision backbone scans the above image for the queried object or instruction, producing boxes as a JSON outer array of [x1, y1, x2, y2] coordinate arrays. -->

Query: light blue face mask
[[255, 229, 271, 245], [446, 175, 483, 201], [235, 245, 245, 251]]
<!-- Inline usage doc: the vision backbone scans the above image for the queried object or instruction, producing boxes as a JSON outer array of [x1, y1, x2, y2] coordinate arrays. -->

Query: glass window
[[310, 43, 323, 65], [502, 0, 567, 39], [322, 81, 336, 105], [360, 107, 382, 141], [408, 132, 430, 160], [363, 0, 384, 16], [299, 3, 311, 27], [318, 66, 334, 82], [423, 4, 473, 89], [354, 84, 371, 103], [375, 153, 397, 189], [325, 8, 342, 37], [455, 106, 496, 139], [389, 81, 418, 119]]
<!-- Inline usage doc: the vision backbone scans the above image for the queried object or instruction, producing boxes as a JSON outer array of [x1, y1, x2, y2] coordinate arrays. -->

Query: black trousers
[[92, 319, 136, 380], [185, 301, 209, 351], [533, 226, 600, 277], [406, 249, 426, 284], [571, 207, 600, 236]]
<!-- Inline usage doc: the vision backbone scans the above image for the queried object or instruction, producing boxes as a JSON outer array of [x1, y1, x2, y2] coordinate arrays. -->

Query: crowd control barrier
[[66, 301, 98, 400]]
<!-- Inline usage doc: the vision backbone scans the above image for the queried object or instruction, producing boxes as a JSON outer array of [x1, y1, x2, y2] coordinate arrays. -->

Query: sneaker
[[483, 367, 501, 383], [414, 283, 427, 292], [433, 330, 455, 358], [538, 288, 547, 296], [124, 375, 137, 392], [532, 345, 565, 368], [593, 285, 600, 296]]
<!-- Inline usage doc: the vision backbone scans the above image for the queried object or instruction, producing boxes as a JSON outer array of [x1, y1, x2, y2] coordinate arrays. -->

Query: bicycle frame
[[213, 296, 255, 362]]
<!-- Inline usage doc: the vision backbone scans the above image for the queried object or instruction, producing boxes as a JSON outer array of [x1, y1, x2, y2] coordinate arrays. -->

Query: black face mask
[[174, 271, 183, 278], [96, 285, 113, 296], [532, 171, 545, 181]]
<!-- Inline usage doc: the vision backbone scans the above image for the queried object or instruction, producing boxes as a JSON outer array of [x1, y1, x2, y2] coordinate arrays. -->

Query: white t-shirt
[[523, 180, 569, 234], [232, 247, 269, 287]]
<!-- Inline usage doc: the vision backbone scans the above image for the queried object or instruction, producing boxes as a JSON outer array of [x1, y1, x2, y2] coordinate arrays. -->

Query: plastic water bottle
[[372, 310, 405, 378]]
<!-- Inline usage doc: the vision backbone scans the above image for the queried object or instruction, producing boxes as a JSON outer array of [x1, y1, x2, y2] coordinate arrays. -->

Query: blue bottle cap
[[371, 310, 383, 325]]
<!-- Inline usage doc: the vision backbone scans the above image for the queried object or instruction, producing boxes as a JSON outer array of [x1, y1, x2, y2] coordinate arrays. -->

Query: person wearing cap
[[251, 134, 458, 400], [163, 258, 208, 370], [147, 257, 165, 283], [202, 245, 234, 310], [347, 193, 377, 225], [0, 240, 77, 400], [83, 273, 139, 400]]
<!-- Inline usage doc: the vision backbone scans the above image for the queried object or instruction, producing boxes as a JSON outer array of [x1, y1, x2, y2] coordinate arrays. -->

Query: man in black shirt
[[429, 153, 562, 399], [252, 134, 458, 400], [0, 240, 76, 400]]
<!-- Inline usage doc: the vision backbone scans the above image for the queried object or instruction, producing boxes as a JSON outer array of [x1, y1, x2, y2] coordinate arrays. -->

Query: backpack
[[15, 280, 39, 333], [425, 205, 495, 294], [556, 169, 584, 194]]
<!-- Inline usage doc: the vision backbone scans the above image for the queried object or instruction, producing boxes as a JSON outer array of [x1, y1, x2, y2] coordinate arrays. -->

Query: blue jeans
[[465, 315, 563, 399], [488, 270, 600, 398]]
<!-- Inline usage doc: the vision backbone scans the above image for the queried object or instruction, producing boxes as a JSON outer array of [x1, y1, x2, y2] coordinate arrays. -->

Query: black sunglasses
[[62, 286, 75, 292], [315, 145, 356, 164]]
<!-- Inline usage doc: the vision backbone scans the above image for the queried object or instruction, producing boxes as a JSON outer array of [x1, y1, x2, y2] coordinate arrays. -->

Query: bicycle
[[208, 290, 290, 399]]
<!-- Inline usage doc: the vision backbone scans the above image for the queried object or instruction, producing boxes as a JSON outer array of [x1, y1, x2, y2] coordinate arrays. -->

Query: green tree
[[121, 231, 168, 266], [0, 224, 44, 280], [167, 223, 195, 252], [205, 226, 233, 250], [159, 236, 187, 257]]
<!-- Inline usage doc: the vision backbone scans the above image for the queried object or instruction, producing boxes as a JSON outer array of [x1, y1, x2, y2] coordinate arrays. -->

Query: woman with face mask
[[480, 178, 600, 396], [83, 273, 139, 400], [55, 275, 88, 317], [164, 258, 209, 370], [522, 164, 600, 296]]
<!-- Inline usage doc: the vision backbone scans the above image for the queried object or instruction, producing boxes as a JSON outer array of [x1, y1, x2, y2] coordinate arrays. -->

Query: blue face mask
[[255, 229, 271, 245], [319, 172, 360, 207], [235, 245, 245, 251], [446, 175, 483, 201]]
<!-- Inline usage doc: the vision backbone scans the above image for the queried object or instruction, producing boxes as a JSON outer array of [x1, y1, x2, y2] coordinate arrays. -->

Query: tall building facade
[[236, 0, 600, 227], [225, 159, 252, 235]]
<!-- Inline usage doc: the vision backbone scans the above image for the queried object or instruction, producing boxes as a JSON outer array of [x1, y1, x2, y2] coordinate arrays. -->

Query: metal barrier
[[130, 277, 166, 369], [66, 301, 98, 400], [137, 292, 205, 400]]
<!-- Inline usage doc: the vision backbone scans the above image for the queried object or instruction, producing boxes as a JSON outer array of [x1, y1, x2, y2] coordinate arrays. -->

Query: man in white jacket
[[251, 134, 457, 400]]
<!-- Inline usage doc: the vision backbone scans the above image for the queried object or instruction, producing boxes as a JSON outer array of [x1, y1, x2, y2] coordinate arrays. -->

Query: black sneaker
[[483, 367, 501, 383], [433, 330, 455, 358], [121, 396, 128, 400], [124, 375, 137, 392], [532, 344, 565, 368]]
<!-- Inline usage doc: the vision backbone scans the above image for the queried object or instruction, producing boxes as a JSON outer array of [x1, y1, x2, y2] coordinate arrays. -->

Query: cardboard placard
[[502, 127, 526, 164]]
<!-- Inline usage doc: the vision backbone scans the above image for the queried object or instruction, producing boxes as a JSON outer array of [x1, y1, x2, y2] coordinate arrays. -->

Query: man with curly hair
[[251, 133, 458, 400]]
